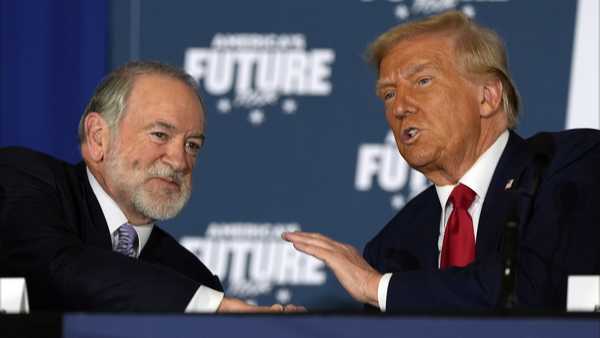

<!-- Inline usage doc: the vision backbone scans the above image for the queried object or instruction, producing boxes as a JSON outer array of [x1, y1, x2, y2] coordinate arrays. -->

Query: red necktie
[[440, 183, 476, 269]]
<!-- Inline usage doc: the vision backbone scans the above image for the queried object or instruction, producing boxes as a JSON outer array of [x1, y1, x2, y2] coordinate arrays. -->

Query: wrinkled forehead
[[377, 35, 459, 81], [123, 74, 205, 130], [377, 30, 460, 68]]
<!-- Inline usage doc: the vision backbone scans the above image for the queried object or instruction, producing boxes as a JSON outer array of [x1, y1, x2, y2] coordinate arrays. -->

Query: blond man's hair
[[366, 11, 520, 128]]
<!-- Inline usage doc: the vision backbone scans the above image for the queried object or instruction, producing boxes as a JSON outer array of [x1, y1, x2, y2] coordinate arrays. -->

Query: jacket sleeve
[[0, 164, 201, 312]]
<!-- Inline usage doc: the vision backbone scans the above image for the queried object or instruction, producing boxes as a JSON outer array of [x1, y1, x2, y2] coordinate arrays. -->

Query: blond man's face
[[376, 34, 483, 178]]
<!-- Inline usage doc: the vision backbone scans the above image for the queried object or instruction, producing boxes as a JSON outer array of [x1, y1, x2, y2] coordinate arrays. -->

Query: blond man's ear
[[479, 78, 504, 118]]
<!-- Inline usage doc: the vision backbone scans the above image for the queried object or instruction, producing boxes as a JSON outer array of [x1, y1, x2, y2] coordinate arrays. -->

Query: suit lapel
[[417, 187, 443, 270], [379, 187, 441, 272], [139, 227, 161, 262], [476, 131, 530, 259], [76, 162, 113, 249]]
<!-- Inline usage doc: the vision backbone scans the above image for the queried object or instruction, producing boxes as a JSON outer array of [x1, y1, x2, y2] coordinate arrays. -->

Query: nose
[[392, 90, 416, 119], [162, 139, 189, 172]]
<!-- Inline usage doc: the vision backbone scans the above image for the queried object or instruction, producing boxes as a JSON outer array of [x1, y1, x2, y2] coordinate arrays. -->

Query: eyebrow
[[146, 121, 205, 139], [376, 62, 438, 91], [146, 121, 177, 131], [188, 134, 205, 142], [401, 62, 436, 78]]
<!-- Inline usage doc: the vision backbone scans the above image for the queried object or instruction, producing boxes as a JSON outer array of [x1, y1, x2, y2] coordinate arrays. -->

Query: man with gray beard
[[0, 61, 290, 313]]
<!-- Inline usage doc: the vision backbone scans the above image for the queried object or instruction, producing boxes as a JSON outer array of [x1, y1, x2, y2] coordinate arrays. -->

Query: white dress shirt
[[86, 168, 224, 312], [377, 130, 509, 311]]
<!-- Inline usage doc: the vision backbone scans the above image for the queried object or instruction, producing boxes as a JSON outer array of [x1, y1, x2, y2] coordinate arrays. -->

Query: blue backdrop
[[0, 0, 107, 163]]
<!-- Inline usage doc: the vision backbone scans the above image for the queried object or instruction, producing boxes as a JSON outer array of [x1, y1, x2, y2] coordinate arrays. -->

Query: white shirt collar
[[86, 168, 154, 256], [435, 130, 510, 208]]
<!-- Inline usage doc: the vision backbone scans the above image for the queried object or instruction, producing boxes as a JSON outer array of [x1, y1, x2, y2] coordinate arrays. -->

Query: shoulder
[[528, 128, 600, 153], [0, 147, 76, 187], [527, 129, 600, 177]]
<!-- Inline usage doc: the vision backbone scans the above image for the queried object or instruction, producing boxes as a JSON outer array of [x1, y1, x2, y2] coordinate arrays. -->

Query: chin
[[136, 199, 184, 221], [402, 151, 435, 172]]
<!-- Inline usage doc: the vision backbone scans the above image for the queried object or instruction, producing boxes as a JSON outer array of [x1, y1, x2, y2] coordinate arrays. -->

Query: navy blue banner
[[63, 314, 600, 338]]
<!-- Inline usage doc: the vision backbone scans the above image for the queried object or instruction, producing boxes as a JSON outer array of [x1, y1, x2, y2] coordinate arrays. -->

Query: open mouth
[[401, 127, 420, 144]]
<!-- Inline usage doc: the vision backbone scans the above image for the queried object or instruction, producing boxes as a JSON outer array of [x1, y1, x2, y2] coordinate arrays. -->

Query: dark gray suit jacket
[[364, 129, 600, 311], [0, 147, 222, 312]]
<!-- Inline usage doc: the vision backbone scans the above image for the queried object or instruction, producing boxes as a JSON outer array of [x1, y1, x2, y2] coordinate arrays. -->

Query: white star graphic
[[395, 4, 410, 20], [275, 288, 292, 304], [216, 98, 231, 114], [281, 98, 298, 114], [248, 109, 265, 126], [462, 5, 476, 18], [390, 194, 406, 210]]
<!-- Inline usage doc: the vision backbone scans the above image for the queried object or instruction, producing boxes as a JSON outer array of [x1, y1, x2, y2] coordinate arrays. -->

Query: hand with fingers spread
[[282, 231, 381, 307]]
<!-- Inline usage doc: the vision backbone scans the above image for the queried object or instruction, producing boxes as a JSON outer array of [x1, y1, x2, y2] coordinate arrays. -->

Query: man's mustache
[[147, 164, 186, 186]]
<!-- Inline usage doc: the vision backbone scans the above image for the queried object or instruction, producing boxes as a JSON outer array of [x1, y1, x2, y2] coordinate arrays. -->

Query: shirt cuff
[[184, 285, 224, 313], [378, 273, 393, 312]]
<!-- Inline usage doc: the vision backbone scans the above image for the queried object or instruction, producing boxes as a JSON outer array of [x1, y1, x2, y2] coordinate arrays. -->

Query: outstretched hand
[[282, 231, 381, 307], [217, 297, 306, 313]]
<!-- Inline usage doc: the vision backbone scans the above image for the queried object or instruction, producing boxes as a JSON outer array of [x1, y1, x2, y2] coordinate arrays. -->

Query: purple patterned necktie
[[115, 223, 138, 258]]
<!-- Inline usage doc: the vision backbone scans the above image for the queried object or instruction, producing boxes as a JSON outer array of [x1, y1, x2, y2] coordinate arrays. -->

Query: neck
[[425, 126, 506, 186], [86, 161, 153, 225]]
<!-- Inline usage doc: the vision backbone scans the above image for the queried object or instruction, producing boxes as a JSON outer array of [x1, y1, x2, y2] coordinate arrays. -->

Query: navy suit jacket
[[0, 147, 222, 312], [364, 129, 600, 311]]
